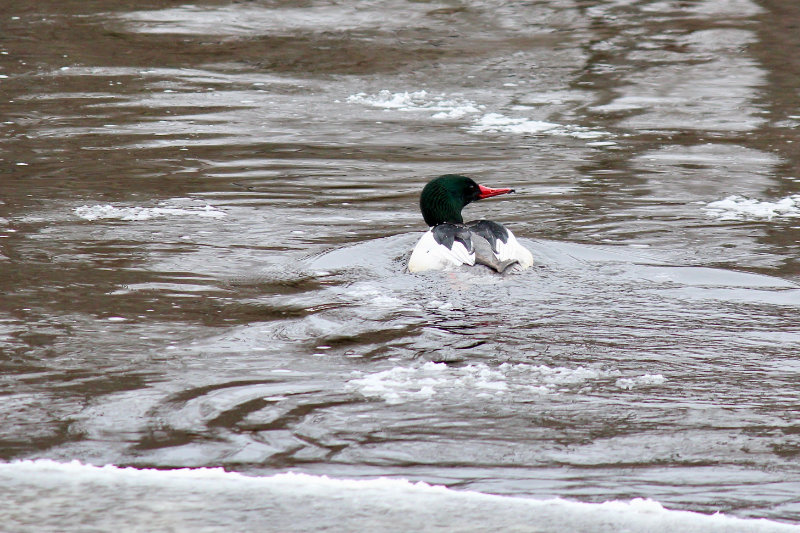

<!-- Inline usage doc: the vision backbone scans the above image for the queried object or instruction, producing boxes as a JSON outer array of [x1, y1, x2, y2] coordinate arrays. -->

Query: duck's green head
[[419, 174, 514, 227]]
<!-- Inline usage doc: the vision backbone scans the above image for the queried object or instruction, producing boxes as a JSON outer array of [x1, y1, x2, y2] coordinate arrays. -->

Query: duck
[[407, 174, 534, 273]]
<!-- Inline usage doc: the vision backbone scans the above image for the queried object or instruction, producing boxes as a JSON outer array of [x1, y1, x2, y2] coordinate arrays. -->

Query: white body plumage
[[408, 222, 533, 273]]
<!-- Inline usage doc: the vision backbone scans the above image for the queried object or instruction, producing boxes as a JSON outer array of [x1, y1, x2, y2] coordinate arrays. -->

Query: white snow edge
[[0, 459, 796, 531]]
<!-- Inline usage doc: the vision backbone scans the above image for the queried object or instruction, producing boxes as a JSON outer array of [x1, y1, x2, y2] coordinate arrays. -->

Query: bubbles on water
[[469, 113, 609, 139], [704, 195, 800, 221], [615, 374, 666, 390], [346, 90, 611, 139], [346, 90, 484, 119], [74, 201, 226, 221], [346, 361, 666, 405]]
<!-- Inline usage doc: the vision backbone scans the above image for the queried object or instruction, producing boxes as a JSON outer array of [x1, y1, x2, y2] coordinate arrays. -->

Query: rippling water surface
[[2, 0, 800, 528]]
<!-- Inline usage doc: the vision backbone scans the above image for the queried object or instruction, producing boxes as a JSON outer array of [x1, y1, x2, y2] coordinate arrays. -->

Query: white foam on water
[[74, 202, 226, 221], [348, 362, 517, 404], [0, 460, 796, 532], [704, 195, 800, 220], [469, 112, 609, 139], [346, 90, 484, 119], [470, 112, 560, 134], [346, 362, 664, 404], [616, 373, 667, 390], [346, 93, 609, 138]]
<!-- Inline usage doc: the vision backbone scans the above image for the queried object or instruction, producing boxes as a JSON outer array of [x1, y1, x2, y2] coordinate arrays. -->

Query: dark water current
[[2, 0, 800, 525]]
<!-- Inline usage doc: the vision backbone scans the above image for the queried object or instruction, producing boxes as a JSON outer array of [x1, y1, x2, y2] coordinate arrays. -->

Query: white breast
[[407, 229, 475, 273]]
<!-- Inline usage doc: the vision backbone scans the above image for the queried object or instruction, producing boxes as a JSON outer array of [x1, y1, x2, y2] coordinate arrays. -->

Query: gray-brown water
[[2, 0, 800, 529]]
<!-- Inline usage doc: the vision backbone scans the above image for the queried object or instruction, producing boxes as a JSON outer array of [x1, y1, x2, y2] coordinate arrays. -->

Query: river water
[[2, 0, 800, 530]]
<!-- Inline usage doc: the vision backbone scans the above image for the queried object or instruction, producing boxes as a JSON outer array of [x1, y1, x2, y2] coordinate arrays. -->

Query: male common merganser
[[407, 174, 534, 273]]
